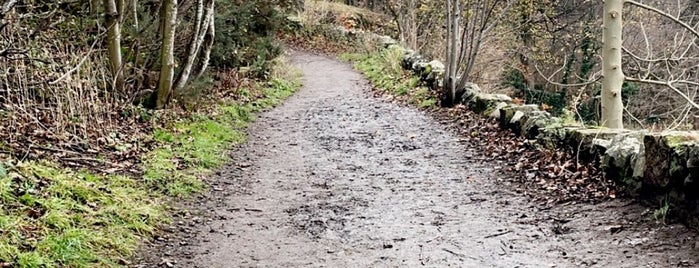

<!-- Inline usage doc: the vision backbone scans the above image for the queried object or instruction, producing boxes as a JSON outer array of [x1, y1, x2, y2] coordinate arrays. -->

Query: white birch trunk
[[173, 0, 211, 92], [601, 0, 625, 128], [194, 2, 215, 79]]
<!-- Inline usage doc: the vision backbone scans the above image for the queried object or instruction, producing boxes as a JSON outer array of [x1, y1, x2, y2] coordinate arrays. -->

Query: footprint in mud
[[285, 201, 360, 239]]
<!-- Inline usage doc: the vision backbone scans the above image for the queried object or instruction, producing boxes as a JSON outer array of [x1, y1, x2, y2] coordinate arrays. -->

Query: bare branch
[[624, 76, 699, 109], [622, 46, 699, 63], [624, 107, 646, 128], [534, 60, 602, 87], [625, 0, 699, 39], [48, 38, 100, 85]]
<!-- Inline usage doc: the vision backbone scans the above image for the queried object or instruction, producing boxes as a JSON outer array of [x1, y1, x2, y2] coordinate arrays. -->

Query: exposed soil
[[133, 52, 699, 267]]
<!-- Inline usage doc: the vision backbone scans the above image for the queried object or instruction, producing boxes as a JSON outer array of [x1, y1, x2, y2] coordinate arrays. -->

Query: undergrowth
[[0, 58, 302, 267], [340, 47, 437, 108]]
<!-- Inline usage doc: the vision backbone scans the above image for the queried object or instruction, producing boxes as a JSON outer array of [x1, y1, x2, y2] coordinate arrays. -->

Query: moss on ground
[[340, 47, 437, 109], [0, 58, 302, 267]]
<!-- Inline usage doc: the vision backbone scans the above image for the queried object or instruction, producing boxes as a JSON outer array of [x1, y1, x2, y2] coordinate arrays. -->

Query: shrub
[[211, 0, 293, 78]]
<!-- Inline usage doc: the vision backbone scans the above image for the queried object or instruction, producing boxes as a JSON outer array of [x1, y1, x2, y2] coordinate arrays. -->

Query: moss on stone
[[665, 134, 698, 148]]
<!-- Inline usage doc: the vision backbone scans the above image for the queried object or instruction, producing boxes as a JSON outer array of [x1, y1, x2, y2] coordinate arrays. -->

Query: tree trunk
[[443, 0, 452, 106], [155, 0, 177, 109], [407, 0, 417, 49], [132, 0, 138, 29], [517, 0, 535, 90], [386, 1, 404, 45], [173, 0, 213, 92], [194, 3, 215, 79], [104, 0, 124, 91], [443, 0, 459, 107], [601, 0, 624, 128]]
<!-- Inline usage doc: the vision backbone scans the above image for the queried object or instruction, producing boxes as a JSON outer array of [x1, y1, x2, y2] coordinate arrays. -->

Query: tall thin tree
[[104, 0, 125, 91], [156, 0, 178, 109], [601, 0, 625, 128]]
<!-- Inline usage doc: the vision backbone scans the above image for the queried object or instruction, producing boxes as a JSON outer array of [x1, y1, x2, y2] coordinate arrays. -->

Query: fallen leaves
[[434, 104, 620, 204]]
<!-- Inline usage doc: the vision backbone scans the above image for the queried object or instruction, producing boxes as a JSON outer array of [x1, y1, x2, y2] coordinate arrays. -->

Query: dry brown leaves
[[0, 69, 256, 176], [431, 104, 619, 205], [0, 105, 155, 175]]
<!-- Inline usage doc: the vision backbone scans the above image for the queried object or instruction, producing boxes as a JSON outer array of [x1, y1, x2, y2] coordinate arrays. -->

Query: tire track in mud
[[136, 52, 699, 268]]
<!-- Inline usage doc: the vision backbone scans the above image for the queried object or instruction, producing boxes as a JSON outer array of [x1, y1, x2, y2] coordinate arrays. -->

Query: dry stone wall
[[338, 29, 699, 211]]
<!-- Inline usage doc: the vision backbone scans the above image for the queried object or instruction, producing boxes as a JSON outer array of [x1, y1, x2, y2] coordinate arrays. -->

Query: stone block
[[642, 132, 699, 189], [469, 93, 512, 114], [600, 132, 645, 191], [458, 82, 481, 104], [498, 104, 540, 133]]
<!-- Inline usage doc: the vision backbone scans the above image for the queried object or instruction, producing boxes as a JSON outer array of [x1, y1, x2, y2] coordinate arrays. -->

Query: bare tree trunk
[[386, 2, 404, 44], [601, 0, 624, 128], [194, 3, 215, 79], [132, 0, 138, 29], [407, 0, 417, 49], [388, 0, 419, 49], [156, 0, 177, 109], [517, 0, 535, 90], [104, 0, 124, 91], [443, 0, 459, 107], [443, 0, 453, 106], [173, 0, 214, 92]]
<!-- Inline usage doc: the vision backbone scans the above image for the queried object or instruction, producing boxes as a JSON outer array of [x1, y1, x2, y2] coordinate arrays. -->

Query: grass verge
[[339, 47, 437, 109], [0, 56, 302, 267]]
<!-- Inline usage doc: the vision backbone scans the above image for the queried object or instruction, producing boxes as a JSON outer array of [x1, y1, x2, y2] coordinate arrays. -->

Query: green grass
[[651, 196, 671, 224], [0, 60, 302, 267], [142, 77, 299, 197], [340, 47, 438, 109], [0, 163, 163, 267]]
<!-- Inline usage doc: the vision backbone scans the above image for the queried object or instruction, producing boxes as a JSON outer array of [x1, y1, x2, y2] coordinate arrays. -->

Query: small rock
[[238, 163, 252, 168], [160, 258, 175, 268], [606, 225, 624, 234]]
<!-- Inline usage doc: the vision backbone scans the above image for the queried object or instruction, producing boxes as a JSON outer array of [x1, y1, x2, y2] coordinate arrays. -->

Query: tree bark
[[601, 0, 625, 128], [444, 0, 459, 107], [194, 3, 215, 79], [173, 0, 213, 92], [156, 0, 177, 109], [132, 0, 138, 29], [407, 0, 417, 49], [104, 0, 124, 91]]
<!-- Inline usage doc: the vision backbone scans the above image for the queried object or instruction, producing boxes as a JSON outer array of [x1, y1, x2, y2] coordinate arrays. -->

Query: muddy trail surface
[[135, 52, 699, 268]]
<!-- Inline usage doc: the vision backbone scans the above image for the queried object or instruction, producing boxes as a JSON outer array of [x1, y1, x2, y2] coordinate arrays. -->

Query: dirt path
[[136, 52, 699, 267]]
